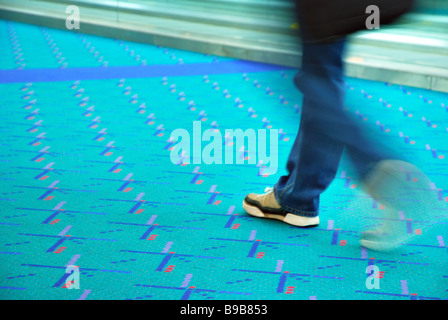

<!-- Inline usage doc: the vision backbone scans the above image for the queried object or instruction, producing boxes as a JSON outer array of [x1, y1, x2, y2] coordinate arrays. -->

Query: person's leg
[[244, 38, 350, 226], [274, 37, 388, 214], [244, 36, 438, 252], [243, 37, 437, 245], [243, 36, 393, 226]]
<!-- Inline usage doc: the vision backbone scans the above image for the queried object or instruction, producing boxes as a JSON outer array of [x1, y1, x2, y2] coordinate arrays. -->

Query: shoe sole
[[243, 200, 319, 227], [360, 239, 398, 252]]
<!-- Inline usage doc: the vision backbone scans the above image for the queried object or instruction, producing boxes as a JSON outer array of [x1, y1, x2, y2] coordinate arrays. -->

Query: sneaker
[[360, 160, 437, 251], [242, 187, 319, 227], [360, 226, 406, 252], [360, 207, 412, 251]]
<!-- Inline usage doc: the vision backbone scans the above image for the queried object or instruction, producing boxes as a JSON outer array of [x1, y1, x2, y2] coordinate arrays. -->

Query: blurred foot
[[243, 187, 319, 227], [360, 208, 411, 251], [360, 160, 437, 251]]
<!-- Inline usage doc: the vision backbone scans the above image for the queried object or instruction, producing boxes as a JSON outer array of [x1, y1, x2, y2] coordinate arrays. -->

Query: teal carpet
[[0, 19, 447, 300]]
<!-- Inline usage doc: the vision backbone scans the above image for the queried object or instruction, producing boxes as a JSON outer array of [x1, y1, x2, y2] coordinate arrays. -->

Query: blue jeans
[[274, 38, 391, 217]]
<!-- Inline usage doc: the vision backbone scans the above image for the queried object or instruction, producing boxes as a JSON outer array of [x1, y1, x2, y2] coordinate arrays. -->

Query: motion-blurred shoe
[[360, 160, 437, 251], [243, 187, 319, 227]]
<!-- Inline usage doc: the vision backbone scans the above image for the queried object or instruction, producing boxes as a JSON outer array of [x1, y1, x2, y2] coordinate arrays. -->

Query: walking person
[[242, 0, 436, 251]]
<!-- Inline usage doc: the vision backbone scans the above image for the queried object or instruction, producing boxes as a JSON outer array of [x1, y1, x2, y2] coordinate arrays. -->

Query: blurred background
[[0, 0, 447, 92]]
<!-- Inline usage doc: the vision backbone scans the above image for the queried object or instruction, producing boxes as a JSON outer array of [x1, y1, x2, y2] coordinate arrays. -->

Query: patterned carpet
[[0, 19, 447, 300]]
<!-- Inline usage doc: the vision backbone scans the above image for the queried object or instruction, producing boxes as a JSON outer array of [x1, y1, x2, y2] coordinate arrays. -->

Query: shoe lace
[[253, 187, 279, 207], [254, 187, 273, 200]]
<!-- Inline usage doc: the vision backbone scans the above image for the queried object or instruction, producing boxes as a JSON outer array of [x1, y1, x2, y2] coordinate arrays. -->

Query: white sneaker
[[243, 187, 319, 227]]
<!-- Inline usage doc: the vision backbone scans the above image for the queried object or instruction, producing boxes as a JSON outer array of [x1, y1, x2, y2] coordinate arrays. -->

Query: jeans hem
[[273, 184, 319, 218]]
